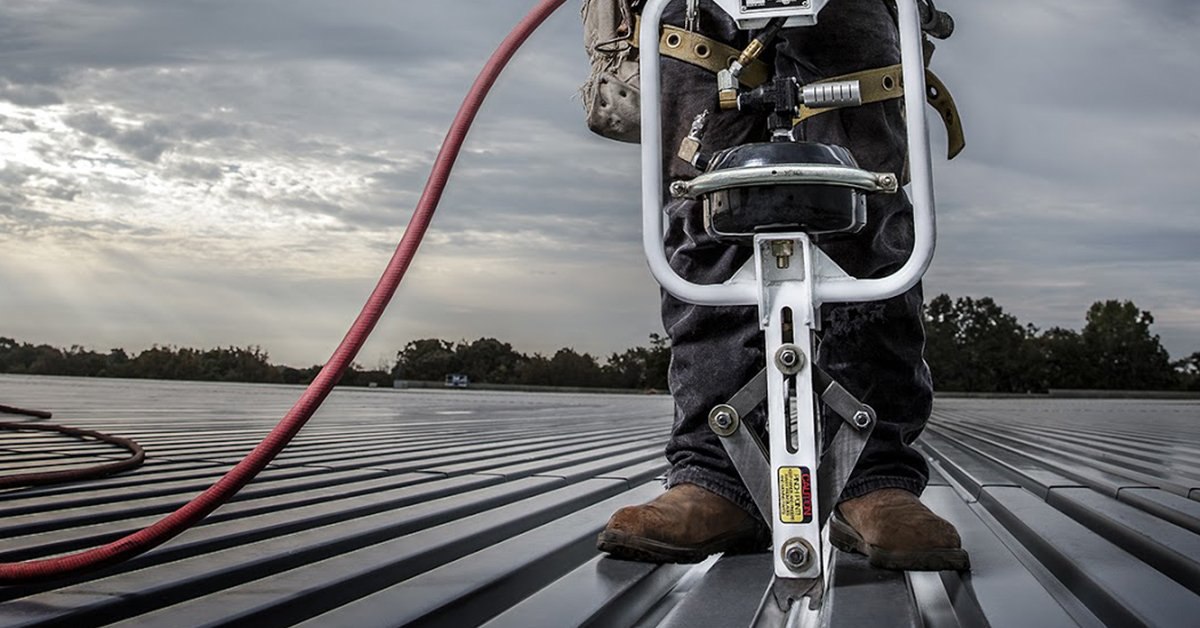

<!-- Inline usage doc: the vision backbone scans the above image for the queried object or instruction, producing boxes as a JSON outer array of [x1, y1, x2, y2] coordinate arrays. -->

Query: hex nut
[[782, 539, 811, 570], [708, 405, 739, 437], [774, 344, 807, 374]]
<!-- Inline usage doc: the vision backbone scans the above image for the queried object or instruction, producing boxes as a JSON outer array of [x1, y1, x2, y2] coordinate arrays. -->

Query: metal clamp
[[670, 164, 899, 199]]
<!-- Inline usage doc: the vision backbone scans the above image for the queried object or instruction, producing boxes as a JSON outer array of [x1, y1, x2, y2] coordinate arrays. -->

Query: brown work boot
[[830, 488, 970, 571], [596, 483, 769, 563]]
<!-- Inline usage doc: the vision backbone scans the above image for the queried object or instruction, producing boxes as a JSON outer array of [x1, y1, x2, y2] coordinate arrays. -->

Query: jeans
[[657, 0, 933, 519]]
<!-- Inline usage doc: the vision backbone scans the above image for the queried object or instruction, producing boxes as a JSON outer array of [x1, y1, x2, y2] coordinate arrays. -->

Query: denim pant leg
[[776, 0, 932, 499], [661, 0, 931, 516], [661, 197, 768, 517], [657, 3, 767, 516]]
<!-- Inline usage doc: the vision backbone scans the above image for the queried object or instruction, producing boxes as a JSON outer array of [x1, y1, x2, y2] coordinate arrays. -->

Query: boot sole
[[596, 528, 766, 564], [829, 515, 971, 572]]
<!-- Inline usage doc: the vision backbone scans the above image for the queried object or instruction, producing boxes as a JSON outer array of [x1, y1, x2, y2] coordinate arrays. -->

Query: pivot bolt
[[774, 345, 806, 374], [852, 410, 872, 429], [778, 349, 798, 367], [878, 173, 898, 192], [782, 539, 811, 571], [709, 405, 739, 436]]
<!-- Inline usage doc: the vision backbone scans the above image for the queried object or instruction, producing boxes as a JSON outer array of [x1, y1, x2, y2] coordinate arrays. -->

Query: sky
[[0, 0, 1197, 368]]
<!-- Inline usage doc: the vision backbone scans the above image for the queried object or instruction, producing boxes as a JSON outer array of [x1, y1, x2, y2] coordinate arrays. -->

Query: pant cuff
[[666, 466, 764, 522], [840, 475, 926, 503]]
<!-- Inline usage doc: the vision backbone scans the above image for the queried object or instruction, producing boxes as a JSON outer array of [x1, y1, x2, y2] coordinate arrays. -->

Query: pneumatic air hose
[[0, 0, 568, 585]]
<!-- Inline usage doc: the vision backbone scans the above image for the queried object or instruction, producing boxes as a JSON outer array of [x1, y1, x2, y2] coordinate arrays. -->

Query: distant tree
[[544, 348, 604, 388], [1034, 327, 1088, 390], [923, 294, 964, 390], [645, 333, 671, 390], [338, 363, 393, 387], [1175, 352, 1200, 391], [393, 339, 460, 382], [603, 333, 670, 391], [604, 346, 649, 389], [516, 353, 553, 386], [1079, 300, 1175, 390], [278, 364, 322, 385], [455, 338, 524, 384], [922, 294, 1040, 393], [0, 337, 384, 387]]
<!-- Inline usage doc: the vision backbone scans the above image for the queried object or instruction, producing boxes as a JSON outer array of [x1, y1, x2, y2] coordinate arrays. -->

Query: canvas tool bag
[[580, 0, 643, 143], [579, 0, 965, 158]]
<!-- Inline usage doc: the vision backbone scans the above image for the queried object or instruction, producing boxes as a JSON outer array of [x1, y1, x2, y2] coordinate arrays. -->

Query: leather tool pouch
[[580, 0, 642, 143]]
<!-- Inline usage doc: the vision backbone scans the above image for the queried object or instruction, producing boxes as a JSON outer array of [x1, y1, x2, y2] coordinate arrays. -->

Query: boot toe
[[596, 483, 767, 564], [835, 488, 970, 571]]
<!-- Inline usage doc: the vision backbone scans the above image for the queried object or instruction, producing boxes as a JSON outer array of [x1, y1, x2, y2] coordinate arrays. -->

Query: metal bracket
[[813, 367, 876, 526], [751, 576, 825, 628], [709, 369, 773, 524]]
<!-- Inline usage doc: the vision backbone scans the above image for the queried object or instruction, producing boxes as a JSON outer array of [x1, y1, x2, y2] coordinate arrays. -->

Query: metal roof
[[2, 374, 1199, 627]]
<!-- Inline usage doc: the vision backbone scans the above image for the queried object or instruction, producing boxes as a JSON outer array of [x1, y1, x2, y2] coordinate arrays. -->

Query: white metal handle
[[639, 0, 936, 306]]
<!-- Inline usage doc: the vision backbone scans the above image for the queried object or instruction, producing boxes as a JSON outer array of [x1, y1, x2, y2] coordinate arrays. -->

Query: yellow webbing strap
[[797, 64, 965, 159], [924, 71, 965, 159], [630, 18, 770, 88], [632, 20, 965, 159]]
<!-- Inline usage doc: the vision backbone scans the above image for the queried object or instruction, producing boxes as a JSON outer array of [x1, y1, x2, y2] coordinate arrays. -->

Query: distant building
[[444, 374, 469, 388]]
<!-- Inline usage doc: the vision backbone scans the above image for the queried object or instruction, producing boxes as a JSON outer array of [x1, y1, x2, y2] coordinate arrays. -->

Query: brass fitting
[[737, 39, 766, 71], [719, 88, 739, 111]]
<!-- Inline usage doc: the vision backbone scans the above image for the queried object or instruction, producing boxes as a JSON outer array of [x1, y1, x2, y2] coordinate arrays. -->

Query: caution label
[[778, 466, 813, 524]]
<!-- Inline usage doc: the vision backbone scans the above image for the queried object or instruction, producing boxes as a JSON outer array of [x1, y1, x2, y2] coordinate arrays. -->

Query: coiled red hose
[[0, 0, 567, 585]]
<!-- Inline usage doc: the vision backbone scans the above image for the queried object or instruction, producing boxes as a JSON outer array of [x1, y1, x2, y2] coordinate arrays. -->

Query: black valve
[[737, 77, 801, 140]]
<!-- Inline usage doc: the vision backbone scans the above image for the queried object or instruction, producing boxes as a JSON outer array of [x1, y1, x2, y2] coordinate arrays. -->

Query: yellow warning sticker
[[778, 466, 813, 524]]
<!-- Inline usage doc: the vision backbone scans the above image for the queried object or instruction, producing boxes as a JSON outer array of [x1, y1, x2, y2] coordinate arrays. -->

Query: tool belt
[[580, 0, 965, 159]]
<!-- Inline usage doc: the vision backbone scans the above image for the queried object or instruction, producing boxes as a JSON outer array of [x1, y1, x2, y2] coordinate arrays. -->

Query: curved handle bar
[[640, 0, 936, 306]]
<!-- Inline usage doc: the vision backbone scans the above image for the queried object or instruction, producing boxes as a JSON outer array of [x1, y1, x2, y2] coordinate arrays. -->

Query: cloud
[[0, 0, 1196, 366], [63, 109, 173, 162]]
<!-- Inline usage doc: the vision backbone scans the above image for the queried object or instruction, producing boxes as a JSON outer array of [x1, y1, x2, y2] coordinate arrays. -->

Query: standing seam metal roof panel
[[2, 375, 1200, 627]]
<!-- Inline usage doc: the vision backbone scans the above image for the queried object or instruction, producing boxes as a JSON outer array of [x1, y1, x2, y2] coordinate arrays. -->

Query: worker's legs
[[600, 0, 966, 570]]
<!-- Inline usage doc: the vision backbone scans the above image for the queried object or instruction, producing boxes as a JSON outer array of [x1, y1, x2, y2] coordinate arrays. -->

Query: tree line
[[391, 335, 671, 390], [924, 296, 1197, 393], [0, 340, 393, 387], [2, 296, 1197, 392]]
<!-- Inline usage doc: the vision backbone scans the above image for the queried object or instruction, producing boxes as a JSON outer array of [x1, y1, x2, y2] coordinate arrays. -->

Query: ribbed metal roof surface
[[2, 374, 1199, 627]]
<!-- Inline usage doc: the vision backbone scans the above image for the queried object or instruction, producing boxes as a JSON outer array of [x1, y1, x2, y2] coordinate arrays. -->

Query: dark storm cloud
[[0, 1, 578, 82], [64, 110, 174, 162], [0, 80, 62, 107]]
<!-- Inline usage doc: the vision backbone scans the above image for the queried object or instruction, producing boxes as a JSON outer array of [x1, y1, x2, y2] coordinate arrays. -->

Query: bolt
[[778, 349, 798, 367], [771, 240, 794, 270], [713, 410, 733, 430], [852, 410, 872, 429], [775, 345, 806, 373], [783, 540, 810, 570]]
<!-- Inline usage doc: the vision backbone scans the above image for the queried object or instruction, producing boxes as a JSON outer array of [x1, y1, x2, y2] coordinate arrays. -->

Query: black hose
[[0, 420, 146, 490]]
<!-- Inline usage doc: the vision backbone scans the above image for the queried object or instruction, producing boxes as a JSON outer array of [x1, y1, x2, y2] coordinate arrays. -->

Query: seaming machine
[[637, 0, 957, 624]]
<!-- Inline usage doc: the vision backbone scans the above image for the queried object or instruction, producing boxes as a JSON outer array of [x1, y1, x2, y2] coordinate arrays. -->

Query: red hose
[[0, 0, 567, 585]]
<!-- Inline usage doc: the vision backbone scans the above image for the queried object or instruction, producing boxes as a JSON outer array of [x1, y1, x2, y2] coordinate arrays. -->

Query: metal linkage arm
[[709, 369, 773, 524], [812, 368, 877, 527]]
